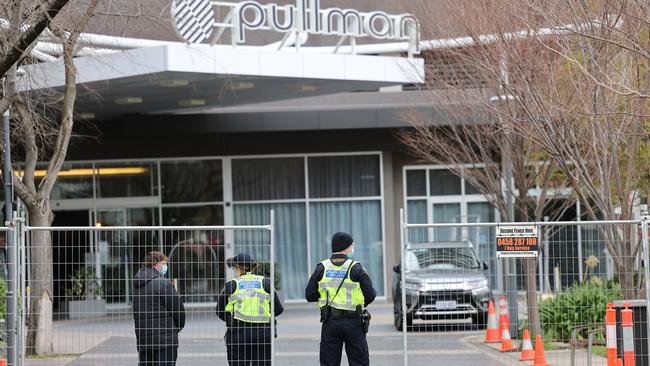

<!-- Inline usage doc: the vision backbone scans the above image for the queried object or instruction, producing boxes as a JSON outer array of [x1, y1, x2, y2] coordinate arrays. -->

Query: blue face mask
[[346, 247, 355, 259], [159, 263, 168, 277]]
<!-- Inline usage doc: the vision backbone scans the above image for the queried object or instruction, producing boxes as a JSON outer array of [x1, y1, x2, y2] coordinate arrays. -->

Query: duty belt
[[330, 307, 360, 319]]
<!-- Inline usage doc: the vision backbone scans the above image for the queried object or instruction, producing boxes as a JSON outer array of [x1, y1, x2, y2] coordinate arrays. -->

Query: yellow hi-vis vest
[[225, 273, 271, 323], [318, 259, 364, 311]]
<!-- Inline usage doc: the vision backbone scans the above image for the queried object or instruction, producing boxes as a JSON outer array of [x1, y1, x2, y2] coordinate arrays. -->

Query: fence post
[[269, 210, 275, 366], [641, 216, 650, 363], [5, 219, 18, 366], [16, 209, 25, 366], [400, 209, 408, 366]]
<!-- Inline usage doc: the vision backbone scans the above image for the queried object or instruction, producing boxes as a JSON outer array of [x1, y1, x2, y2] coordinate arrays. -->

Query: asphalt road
[[50, 302, 509, 366]]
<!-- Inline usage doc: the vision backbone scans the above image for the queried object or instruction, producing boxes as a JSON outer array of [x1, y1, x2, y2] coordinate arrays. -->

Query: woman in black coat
[[133, 251, 185, 365]]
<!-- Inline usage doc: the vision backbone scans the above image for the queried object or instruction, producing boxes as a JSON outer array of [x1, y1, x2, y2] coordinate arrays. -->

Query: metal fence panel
[[400, 211, 650, 366], [15, 220, 274, 366]]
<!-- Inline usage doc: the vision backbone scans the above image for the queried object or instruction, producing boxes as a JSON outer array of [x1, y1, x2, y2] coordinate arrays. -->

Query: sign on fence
[[496, 225, 538, 258]]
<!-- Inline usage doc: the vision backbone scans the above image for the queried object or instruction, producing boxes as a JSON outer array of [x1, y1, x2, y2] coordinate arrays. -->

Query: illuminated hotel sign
[[172, 0, 419, 48]]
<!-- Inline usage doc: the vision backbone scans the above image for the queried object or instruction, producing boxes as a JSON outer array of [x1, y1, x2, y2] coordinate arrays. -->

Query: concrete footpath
[[22, 301, 603, 366], [470, 334, 607, 366]]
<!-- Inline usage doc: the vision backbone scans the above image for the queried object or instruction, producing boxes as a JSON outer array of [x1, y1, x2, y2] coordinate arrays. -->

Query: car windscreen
[[405, 247, 480, 271]]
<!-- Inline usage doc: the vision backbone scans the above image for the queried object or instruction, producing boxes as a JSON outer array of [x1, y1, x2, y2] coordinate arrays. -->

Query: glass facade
[[49, 153, 385, 303], [231, 154, 385, 300]]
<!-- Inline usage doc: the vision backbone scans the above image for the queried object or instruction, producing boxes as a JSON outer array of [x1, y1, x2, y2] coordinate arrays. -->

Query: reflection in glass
[[309, 201, 384, 296], [161, 160, 222, 203], [162, 205, 224, 226], [97, 208, 158, 304], [96, 162, 156, 198], [47, 163, 94, 199], [166, 230, 223, 303], [429, 170, 461, 196], [232, 158, 305, 201], [162, 205, 225, 302], [309, 155, 380, 198], [406, 170, 427, 196]]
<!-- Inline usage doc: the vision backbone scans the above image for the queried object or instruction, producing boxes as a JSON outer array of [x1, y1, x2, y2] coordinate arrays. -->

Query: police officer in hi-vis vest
[[217, 253, 284, 366], [305, 232, 376, 366]]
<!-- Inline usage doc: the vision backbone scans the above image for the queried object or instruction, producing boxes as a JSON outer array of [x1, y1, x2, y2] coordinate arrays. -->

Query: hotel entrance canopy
[[20, 41, 424, 120]]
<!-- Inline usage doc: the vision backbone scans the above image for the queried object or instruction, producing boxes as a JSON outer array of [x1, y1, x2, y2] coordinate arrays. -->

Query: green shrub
[[65, 268, 102, 301], [0, 278, 5, 321], [539, 278, 621, 341]]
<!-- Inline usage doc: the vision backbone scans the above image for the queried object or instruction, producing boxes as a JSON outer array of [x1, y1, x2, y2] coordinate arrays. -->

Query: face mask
[[346, 247, 355, 259], [159, 263, 168, 277]]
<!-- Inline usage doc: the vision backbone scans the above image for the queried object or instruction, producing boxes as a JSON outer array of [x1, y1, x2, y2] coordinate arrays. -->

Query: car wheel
[[394, 302, 413, 331], [394, 302, 403, 331]]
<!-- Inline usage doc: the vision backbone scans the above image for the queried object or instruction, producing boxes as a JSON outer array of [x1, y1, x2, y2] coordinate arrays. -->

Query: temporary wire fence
[[6, 212, 275, 366], [4, 209, 650, 366], [399, 210, 650, 366]]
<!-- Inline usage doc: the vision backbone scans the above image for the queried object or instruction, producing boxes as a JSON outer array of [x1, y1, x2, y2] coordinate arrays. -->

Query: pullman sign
[[172, 0, 420, 50]]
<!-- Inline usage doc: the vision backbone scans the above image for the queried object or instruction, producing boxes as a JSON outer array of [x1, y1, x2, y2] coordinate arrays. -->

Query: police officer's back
[[305, 232, 376, 366], [216, 253, 284, 366]]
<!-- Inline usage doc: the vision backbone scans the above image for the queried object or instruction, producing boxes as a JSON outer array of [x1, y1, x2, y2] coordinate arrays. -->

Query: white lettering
[[174, 0, 420, 48], [323, 8, 363, 36], [268, 4, 295, 32], [238, 2, 267, 43], [365, 12, 393, 39]]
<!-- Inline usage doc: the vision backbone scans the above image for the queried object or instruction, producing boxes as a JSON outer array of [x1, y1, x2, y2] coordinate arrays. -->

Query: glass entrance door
[[93, 208, 159, 305], [95, 209, 130, 304]]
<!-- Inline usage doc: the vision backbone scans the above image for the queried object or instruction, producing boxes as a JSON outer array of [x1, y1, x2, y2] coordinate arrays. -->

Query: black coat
[[132, 266, 186, 351]]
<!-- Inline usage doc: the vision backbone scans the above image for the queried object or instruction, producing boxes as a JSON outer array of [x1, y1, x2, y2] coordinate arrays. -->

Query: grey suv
[[392, 241, 490, 330]]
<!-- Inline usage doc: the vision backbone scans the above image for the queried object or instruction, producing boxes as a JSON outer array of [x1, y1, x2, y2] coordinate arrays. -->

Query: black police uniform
[[216, 275, 284, 366], [305, 253, 376, 366]]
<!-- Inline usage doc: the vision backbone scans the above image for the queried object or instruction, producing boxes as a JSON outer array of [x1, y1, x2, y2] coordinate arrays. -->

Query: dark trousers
[[320, 318, 369, 366], [226, 326, 271, 366], [138, 346, 178, 366]]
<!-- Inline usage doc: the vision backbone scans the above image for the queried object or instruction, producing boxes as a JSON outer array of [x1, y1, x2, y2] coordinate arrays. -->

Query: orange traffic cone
[[500, 326, 517, 352], [498, 298, 511, 344], [533, 335, 550, 366], [485, 301, 500, 343], [616, 359, 624, 366], [519, 329, 535, 361], [0, 359, 7, 366]]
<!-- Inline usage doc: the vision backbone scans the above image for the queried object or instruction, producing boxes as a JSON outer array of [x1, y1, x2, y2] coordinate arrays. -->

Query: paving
[[24, 300, 601, 366]]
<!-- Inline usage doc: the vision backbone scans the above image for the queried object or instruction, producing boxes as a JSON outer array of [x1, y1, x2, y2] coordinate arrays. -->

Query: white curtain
[[234, 203, 307, 300], [406, 200, 427, 243], [309, 201, 384, 296], [432, 203, 461, 242]]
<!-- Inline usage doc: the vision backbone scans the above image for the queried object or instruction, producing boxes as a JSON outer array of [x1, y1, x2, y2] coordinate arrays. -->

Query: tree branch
[[0, 0, 71, 78]]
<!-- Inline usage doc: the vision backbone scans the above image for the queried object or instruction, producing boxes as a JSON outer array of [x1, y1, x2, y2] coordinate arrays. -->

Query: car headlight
[[404, 282, 420, 292], [466, 279, 489, 293]]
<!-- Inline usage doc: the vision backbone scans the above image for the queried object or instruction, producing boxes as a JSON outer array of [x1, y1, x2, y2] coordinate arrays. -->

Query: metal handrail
[[570, 323, 604, 366]]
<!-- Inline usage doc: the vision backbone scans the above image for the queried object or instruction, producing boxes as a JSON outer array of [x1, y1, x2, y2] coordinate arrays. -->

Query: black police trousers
[[138, 346, 178, 366], [320, 317, 369, 366], [226, 325, 271, 366]]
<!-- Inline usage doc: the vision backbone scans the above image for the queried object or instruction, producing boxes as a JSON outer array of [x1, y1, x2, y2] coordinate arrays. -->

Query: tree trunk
[[619, 253, 637, 300], [523, 258, 542, 338], [26, 209, 54, 355]]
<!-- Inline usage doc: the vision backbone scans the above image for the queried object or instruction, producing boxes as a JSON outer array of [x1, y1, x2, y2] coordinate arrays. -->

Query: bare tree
[[7, 0, 100, 354], [402, 0, 649, 305], [0, 0, 74, 113], [398, 50, 573, 337]]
